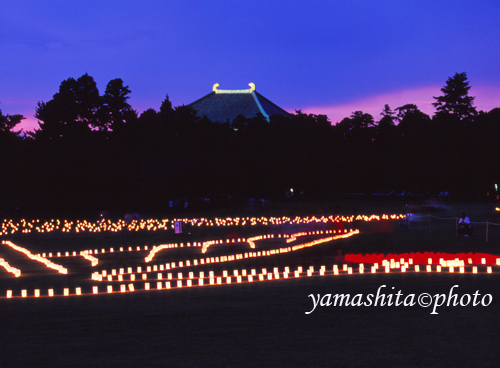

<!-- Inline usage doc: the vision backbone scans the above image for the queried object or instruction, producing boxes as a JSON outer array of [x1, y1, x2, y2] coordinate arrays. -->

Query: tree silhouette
[[433, 72, 477, 121], [336, 111, 375, 140], [34, 74, 99, 139], [0, 109, 25, 134], [378, 104, 396, 129], [395, 104, 430, 134], [99, 78, 136, 133], [160, 94, 175, 121]]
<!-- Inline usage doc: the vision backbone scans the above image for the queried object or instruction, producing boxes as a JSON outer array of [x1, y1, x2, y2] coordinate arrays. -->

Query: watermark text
[[305, 285, 492, 314]]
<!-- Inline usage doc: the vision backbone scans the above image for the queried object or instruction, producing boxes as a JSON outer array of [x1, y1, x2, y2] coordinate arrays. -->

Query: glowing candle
[[472, 266, 477, 274], [7, 290, 12, 298], [93, 286, 98, 294], [128, 284, 134, 292], [64, 288, 69, 296], [145, 283, 150, 290], [415, 265, 420, 272], [34, 289, 40, 298], [48, 289, 54, 297], [460, 266, 465, 273], [76, 287, 82, 295], [157, 282, 162, 290], [487, 267, 492, 274]]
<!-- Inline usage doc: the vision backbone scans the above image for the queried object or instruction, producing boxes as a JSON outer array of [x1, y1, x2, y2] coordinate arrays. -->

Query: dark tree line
[[1, 72, 499, 217]]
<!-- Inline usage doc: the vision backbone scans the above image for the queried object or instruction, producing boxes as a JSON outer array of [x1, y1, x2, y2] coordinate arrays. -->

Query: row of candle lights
[[4, 260, 498, 298], [0, 228, 355, 282], [97, 230, 357, 278], [0, 214, 405, 236]]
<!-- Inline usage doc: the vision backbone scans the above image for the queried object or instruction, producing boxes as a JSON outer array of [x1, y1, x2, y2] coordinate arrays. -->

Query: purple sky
[[2, 0, 500, 132]]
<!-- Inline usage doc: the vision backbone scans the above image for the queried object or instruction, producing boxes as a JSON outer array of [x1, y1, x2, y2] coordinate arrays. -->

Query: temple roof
[[188, 83, 291, 123]]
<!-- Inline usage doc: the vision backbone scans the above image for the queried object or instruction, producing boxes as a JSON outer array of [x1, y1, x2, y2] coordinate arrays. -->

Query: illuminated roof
[[188, 83, 291, 123]]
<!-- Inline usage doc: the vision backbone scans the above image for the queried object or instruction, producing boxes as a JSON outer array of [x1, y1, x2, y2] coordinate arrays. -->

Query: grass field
[[1, 201, 499, 367]]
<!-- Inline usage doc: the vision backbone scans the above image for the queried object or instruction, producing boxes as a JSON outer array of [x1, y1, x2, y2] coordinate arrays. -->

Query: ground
[[0, 200, 499, 367]]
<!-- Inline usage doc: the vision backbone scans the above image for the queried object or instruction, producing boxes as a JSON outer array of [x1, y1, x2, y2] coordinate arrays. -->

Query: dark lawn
[[1, 272, 499, 367], [1, 201, 499, 367]]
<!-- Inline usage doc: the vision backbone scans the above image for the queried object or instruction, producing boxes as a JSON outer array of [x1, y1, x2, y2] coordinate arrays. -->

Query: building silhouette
[[188, 83, 290, 123]]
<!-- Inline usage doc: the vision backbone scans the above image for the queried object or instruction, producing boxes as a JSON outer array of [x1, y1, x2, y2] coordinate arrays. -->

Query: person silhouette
[[457, 212, 472, 237]]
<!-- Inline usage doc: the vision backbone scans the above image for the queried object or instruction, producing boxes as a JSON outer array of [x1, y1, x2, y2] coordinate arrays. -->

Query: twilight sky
[[2, 0, 500, 132]]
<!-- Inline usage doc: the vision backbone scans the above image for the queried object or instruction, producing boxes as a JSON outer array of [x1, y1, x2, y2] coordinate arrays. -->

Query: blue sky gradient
[[2, 0, 499, 131]]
